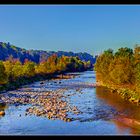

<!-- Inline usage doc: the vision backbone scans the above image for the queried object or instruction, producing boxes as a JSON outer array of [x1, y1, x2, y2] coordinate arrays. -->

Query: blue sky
[[0, 5, 140, 55]]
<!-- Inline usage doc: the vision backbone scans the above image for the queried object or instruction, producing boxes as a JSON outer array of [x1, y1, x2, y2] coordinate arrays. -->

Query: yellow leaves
[[23, 61, 35, 77], [95, 47, 134, 85], [0, 54, 87, 85], [0, 61, 8, 84]]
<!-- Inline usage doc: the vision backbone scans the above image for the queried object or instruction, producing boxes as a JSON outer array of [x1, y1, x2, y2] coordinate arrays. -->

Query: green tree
[[3, 60, 14, 82], [23, 61, 36, 77], [0, 61, 7, 84], [115, 47, 133, 58], [94, 49, 114, 81], [12, 60, 23, 80]]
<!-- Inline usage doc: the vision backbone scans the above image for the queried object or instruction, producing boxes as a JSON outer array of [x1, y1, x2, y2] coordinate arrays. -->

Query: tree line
[[0, 54, 91, 91], [94, 45, 140, 94], [0, 42, 96, 64]]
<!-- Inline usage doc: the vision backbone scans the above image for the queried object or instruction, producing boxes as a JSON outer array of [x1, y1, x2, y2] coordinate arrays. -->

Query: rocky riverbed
[[0, 86, 82, 122], [0, 72, 97, 121], [1, 71, 140, 135]]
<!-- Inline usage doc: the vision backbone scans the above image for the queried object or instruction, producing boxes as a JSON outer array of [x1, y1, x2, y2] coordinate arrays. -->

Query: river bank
[[1, 71, 140, 135], [0, 72, 81, 94], [96, 80, 140, 106], [0, 72, 83, 120]]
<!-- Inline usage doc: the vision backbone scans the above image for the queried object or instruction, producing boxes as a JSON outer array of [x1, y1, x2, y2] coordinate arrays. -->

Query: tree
[[12, 60, 23, 80], [56, 56, 67, 72], [94, 49, 114, 81], [0, 61, 7, 84], [3, 58, 23, 82], [3, 60, 14, 82], [23, 61, 36, 77], [84, 60, 91, 69], [115, 47, 133, 58], [134, 45, 140, 65], [135, 63, 140, 87], [109, 57, 134, 85], [94, 47, 135, 85]]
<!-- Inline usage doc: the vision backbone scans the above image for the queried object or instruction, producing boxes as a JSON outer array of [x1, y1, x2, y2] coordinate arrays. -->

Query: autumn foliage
[[94, 46, 140, 93], [0, 54, 91, 90]]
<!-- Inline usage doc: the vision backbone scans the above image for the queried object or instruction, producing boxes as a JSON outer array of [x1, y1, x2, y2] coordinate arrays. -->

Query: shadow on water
[[96, 86, 140, 119]]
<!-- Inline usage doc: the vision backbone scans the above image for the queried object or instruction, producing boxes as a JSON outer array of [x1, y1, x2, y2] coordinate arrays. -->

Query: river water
[[0, 71, 140, 135]]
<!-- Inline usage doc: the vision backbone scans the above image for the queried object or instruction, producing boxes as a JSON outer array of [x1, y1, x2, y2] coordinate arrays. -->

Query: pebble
[[0, 111, 5, 116], [0, 86, 81, 122]]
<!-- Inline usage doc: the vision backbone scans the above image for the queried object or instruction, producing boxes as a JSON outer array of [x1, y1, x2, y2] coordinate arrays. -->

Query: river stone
[[0, 111, 5, 116]]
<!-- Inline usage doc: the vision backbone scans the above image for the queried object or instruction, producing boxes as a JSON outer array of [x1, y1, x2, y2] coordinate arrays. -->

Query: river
[[0, 71, 140, 135]]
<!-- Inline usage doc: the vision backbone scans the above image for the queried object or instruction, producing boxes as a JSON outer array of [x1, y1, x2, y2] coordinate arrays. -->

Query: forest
[[0, 42, 96, 64], [0, 54, 92, 91], [94, 45, 140, 103]]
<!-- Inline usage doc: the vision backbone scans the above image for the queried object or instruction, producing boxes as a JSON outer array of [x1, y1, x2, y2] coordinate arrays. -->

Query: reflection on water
[[96, 86, 140, 134], [0, 71, 140, 135]]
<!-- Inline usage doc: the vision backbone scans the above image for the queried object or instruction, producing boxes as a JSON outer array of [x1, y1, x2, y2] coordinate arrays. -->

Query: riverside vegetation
[[0, 54, 92, 92], [0, 54, 91, 121], [94, 45, 140, 105], [0, 42, 93, 121]]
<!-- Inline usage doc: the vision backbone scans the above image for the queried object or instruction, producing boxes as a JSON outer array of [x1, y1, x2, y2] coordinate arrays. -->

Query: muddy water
[[0, 71, 140, 135]]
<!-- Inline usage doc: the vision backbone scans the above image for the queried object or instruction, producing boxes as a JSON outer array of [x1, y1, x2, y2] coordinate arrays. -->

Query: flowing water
[[0, 71, 140, 135]]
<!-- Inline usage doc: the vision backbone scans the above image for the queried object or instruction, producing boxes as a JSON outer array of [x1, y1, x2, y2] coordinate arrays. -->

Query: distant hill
[[0, 42, 96, 64]]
